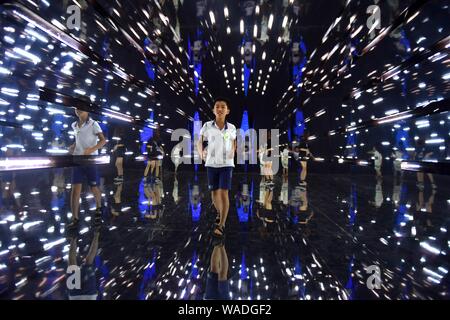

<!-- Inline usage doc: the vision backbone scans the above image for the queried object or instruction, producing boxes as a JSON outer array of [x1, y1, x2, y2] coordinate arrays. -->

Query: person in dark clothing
[[112, 127, 126, 184], [144, 128, 164, 183], [295, 134, 315, 186], [414, 139, 437, 190]]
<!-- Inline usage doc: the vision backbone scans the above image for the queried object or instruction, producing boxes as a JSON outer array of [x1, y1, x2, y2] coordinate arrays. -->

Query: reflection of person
[[67, 109, 106, 231], [204, 243, 229, 300], [0, 172, 21, 212], [370, 179, 384, 208], [242, 0, 256, 17], [144, 180, 163, 219], [110, 182, 123, 218], [49, 133, 67, 191], [369, 145, 383, 179], [243, 41, 253, 66], [172, 176, 179, 204], [297, 186, 314, 225], [190, 182, 202, 210], [295, 134, 314, 186], [197, 98, 237, 240], [256, 182, 274, 224], [392, 178, 402, 207], [240, 183, 251, 213], [67, 230, 100, 300], [258, 145, 266, 179], [193, 40, 204, 64], [281, 146, 290, 176], [195, 0, 207, 18], [289, 186, 314, 224], [391, 146, 404, 181], [171, 143, 183, 174], [416, 188, 436, 214], [414, 139, 436, 190], [279, 175, 289, 206], [144, 127, 164, 183], [112, 127, 126, 184], [258, 142, 274, 185], [415, 187, 437, 230]]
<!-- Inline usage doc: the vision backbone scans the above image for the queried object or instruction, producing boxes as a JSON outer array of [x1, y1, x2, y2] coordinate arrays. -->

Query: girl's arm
[[84, 132, 106, 155]]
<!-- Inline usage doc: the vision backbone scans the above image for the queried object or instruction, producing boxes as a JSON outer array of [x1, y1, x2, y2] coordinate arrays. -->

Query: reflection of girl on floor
[[67, 231, 100, 300], [204, 243, 229, 300], [0, 173, 21, 214], [256, 183, 274, 224], [416, 188, 436, 217], [414, 139, 437, 190], [50, 133, 67, 191], [110, 183, 123, 219], [368, 145, 383, 180], [171, 143, 183, 174], [279, 175, 289, 207], [289, 186, 314, 225], [369, 179, 384, 208], [415, 187, 437, 232], [144, 181, 162, 219], [258, 145, 274, 183], [391, 148, 404, 182], [172, 176, 179, 204]]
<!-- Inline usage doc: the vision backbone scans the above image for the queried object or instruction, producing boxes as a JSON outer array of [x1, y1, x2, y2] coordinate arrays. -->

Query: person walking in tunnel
[[67, 108, 106, 231], [414, 138, 437, 190], [197, 97, 237, 240]]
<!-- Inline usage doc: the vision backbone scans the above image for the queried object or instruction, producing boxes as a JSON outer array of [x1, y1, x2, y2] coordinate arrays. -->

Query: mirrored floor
[[0, 168, 449, 300]]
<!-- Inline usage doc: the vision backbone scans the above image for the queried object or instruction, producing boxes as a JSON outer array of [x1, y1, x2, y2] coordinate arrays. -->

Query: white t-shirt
[[199, 121, 237, 168], [393, 151, 403, 171], [71, 119, 102, 155], [373, 150, 382, 168]]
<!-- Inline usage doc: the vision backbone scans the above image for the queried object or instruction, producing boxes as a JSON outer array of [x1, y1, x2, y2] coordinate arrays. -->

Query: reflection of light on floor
[[419, 242, 440, 255]]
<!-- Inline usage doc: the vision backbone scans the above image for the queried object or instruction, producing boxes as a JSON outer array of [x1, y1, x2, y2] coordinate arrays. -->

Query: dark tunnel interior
[[0, 0, 449, 301]]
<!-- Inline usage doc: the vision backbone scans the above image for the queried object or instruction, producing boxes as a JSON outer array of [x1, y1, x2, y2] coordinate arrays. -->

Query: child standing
[[197, 98, 237, 239], [67, 109, 106, 230]]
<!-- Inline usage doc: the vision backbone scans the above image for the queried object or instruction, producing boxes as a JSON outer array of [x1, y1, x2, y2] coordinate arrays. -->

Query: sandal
[[212, 224, 225, 238], [93, 208, 102, 231], [66, 218, 80, 230]]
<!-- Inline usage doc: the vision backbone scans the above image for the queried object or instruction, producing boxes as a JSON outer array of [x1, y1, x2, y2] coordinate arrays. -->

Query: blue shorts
[[207, 167, 233, 191], [72, 166, 99, 186]]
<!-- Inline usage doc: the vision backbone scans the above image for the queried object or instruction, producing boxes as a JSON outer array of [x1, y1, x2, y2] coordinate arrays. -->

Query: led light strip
[[0, 156, 110, 172]]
